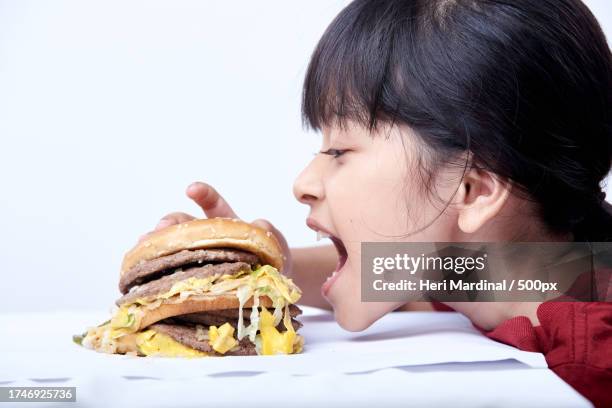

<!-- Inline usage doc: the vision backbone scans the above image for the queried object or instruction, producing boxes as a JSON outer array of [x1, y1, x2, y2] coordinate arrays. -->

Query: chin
[[332, 305, 376, 332]]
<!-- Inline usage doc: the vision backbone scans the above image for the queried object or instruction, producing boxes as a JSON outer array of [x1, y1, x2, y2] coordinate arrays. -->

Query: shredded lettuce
[[235, 285, 252, 340], [283, 303, 293, 332], [72, 333, 85, 345], [246, 293, 260, 342], [272, 297, 283, 327]]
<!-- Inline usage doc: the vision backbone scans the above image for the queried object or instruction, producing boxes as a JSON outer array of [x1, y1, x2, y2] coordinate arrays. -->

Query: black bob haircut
[[301, 0, 612, 241]]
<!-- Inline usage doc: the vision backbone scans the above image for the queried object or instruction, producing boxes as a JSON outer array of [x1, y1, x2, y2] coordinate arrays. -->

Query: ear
[[455, 167, 512, 234]]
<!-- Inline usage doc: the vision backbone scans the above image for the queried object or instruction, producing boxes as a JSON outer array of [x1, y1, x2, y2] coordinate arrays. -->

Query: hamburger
[[74, 217, 304, 357]]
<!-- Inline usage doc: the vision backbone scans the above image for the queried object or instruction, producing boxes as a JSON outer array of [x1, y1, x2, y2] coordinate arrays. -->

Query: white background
[[1, 0, 611, 313]]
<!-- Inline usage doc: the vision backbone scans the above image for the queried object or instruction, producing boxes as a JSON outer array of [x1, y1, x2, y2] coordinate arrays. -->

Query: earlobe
[[458, 208, 481, 233]]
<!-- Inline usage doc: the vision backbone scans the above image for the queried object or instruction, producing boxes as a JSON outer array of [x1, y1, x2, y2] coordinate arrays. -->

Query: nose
[[293, 156, 325, 205]]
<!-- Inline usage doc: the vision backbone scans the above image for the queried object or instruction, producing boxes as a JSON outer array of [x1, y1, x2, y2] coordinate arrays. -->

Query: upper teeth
[[326, 271, 338, 282], [317, 230, 331, 241]]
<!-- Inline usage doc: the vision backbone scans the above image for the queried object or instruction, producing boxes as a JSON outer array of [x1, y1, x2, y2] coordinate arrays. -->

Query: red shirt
[[433, 302, 612, 407]]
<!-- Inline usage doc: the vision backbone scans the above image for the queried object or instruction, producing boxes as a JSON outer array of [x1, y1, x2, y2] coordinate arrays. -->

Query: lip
[[306, 218, 334, 237], [305, 218, 348, 297]]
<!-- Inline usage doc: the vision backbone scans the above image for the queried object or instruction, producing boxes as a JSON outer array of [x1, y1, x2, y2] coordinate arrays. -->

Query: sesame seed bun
[[121, 217, 284, 279]]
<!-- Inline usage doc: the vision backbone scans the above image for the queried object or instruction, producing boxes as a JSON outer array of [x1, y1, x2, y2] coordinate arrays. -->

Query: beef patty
[[116, 261, 251, 306], [119, 248, 260, 294], [149, 322, 257, 356], [174, 307, 303, 331]]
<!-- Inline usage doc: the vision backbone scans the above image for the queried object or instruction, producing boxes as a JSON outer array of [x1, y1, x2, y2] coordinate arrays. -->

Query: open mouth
[[317, 231, 348, 297]]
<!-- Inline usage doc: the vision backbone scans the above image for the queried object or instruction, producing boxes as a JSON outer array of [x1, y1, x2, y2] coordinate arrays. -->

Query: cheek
[[329, 158, 457, 243], [328, 151, 416, 239], [322, 135, 457, 328]]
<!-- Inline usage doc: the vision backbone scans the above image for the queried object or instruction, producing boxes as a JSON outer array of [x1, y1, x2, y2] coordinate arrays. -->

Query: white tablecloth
[[0, 307, 590, 407]]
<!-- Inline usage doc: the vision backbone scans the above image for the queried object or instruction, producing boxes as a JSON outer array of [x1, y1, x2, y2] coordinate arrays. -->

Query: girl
[[140, 0, 612, 406]]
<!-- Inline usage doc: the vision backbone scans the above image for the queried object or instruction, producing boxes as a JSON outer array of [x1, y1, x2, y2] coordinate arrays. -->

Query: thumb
[[251, 218, 291, 272]]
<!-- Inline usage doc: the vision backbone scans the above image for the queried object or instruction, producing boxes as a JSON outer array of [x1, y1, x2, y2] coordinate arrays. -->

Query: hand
[[137, 181, 293, 275]]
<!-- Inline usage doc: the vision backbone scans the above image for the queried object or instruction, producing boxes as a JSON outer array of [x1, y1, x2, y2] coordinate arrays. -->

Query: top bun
[[121, 217, 284, 278]]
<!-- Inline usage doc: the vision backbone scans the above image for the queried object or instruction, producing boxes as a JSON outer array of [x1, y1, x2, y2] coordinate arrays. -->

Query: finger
[[155, 212, 196, 230], [137, 231, 155, 244], [186, 181, 239, 219], [137, 212, 195, 244]]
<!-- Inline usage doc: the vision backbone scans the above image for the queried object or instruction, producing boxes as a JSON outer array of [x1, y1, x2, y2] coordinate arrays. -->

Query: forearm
[[289, 244, 338, 310]]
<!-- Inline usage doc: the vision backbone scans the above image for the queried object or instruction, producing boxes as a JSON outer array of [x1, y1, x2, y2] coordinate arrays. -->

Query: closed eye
[[318, 148, 348, 158]]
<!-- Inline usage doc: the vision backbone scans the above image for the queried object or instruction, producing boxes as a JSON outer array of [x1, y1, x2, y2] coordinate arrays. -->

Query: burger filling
[[76, 253, 303, 357]]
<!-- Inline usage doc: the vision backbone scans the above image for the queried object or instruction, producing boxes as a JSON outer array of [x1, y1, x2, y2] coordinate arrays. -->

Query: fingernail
[[186, 183, 199, 195], [156, 219, 173, 229]]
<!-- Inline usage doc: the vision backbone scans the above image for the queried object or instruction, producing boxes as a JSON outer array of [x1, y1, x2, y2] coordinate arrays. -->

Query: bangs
[[301, 1, 413, 133]]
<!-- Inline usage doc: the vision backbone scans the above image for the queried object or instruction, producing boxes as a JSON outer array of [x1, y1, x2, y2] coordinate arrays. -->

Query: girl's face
[[293, 120, 463, 331]]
